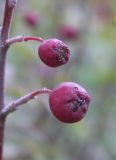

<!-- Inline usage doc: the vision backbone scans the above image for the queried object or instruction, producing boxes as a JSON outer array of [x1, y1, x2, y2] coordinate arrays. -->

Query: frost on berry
[[49, 82, 90, 123], [38, 39, 70, 67]]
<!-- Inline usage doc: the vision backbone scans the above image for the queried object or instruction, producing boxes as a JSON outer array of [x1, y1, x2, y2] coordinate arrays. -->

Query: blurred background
[[0, 0, 116, 159]]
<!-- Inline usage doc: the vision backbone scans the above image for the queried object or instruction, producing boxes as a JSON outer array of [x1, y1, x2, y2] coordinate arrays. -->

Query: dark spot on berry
[[77, 99, 85, 106], [49, 82, 90, 123], [70, 101, 79, 112], [67, 97, 85, 112], [82, 107, 87, 113], [74, 87, 78, 90], [53, 42, 69, 63]]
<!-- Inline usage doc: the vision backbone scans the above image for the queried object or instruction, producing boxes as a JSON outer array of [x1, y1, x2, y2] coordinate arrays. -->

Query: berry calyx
[[49, 82, 90, 123], [38, 39, 70, 67]]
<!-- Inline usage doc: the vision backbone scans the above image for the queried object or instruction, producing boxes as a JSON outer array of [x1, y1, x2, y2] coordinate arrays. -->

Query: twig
[[1, 0, 17, 44], [0, 1, 18, 159], [0, 27, 2, 33], [5, 35, 44, 47], [0, 88, 52, 116]]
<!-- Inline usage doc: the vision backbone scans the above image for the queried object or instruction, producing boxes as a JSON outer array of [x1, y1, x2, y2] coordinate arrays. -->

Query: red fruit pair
[[49, 82, 90, 123], [24, 37, 90, 123]]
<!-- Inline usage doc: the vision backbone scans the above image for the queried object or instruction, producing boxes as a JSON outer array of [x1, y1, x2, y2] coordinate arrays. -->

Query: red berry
[[24, 11, 39, 27], [58, 25, 79, 40], [49, 82, 90, 123], [38, 39, 70, 67]]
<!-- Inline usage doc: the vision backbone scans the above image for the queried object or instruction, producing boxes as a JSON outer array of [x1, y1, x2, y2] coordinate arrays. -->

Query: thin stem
[[0, 0, 17, 111], [1, 0, 16, 44], [0, 27, 2, 33], [24, 36, 44, 43], [0, 88, 52, 116], [0, 49, 7, 111], [5, 36, 44, 47], [0, 1, 17, 160], [0, 118, 5, 160], [0, 50, 7, 160]]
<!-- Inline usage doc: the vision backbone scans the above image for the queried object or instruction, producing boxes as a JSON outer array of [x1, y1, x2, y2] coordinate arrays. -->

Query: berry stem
[[0, 88, 52, 116], [24, 36, 44, 43], [5, 36, 44, 47]]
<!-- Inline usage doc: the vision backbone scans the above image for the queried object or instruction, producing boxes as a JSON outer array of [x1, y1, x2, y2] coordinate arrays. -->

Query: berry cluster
[[32, 36, 90, 123], [5, 33, 90, 123]]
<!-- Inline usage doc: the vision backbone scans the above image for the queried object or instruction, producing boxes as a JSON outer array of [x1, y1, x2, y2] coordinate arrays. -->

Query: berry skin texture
[[38, 39, 70, 67], [49, 82, 90, 123]]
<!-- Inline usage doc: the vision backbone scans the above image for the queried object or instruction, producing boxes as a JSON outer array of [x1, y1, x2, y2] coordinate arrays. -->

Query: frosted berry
[[38, 39, 70, 67], [23, 11, 39, 27], [49, 82, 90, 123]]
